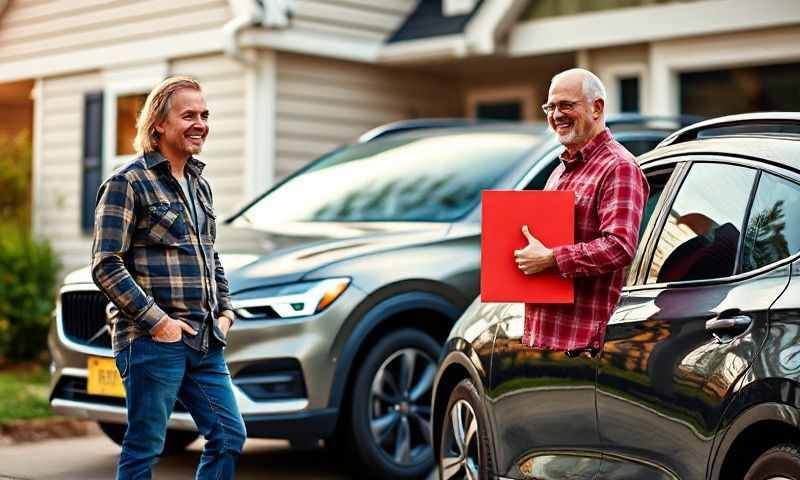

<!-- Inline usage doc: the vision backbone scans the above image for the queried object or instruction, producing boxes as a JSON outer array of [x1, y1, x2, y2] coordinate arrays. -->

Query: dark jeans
[[114, 336, 247, 480]]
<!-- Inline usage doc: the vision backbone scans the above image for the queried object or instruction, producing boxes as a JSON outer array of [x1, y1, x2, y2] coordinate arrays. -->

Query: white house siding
[[37, 71, 103, 274], [292, 0, 417, 42], [0, 0, 231, 65], [274, 52, 460, 181]]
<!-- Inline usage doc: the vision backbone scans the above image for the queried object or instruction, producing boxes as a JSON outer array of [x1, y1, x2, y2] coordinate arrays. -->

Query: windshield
[[240, 132, 540, 225]]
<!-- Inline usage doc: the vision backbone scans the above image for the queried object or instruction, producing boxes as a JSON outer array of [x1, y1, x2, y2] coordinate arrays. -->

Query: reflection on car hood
[[213, 222, 451, 293], [62, 222, 451, 291]]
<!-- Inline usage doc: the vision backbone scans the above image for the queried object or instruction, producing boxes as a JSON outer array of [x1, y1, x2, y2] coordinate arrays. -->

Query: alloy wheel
[[368, 347, 436, 466], [440, 399, 480, 480]]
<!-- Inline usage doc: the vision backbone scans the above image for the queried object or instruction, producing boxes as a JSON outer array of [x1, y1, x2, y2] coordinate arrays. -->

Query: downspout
[[223, 0, 265, 65]]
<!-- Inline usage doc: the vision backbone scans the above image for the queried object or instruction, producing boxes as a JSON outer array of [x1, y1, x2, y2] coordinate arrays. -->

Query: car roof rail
[[605, 113, 702, 129], [657, 112, 800, 148], [358, 115, 700, 143], [357, 118, 514, 143]]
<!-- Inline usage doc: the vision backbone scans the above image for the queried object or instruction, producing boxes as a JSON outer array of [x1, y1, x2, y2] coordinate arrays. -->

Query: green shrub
[[0, 224, 60, 361], [0, 131, 32, 228]]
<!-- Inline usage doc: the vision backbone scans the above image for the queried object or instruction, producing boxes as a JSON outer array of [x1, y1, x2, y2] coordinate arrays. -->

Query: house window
[[81, 92, 103, 233], [116, 93, 147, 156], [467, 86, 537, 121], [680, 62, 800, 117], [619, 76, 640, 113], [476, 102, 522, 121]]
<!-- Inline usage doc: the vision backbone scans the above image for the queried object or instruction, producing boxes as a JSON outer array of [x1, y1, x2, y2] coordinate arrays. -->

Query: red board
[[480, 190, 574, 303]]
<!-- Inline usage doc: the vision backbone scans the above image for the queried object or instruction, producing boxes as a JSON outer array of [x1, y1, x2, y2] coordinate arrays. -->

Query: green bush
[[0, 131, 32, 228], [0, 224, 60, 361]]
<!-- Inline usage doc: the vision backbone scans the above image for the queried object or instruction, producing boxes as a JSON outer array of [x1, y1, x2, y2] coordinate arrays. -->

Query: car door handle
[[705, 315, 752, 332]]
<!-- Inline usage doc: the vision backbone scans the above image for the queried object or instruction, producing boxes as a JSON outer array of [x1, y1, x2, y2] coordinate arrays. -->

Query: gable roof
[[387, 0, 483, 44]]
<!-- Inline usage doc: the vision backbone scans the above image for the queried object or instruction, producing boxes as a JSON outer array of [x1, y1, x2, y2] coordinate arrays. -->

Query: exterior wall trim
[[31, 79, 44, 236], [509, 0, 800, 57], [243, 49, 276, 199], [240, 28, 382, 63], [378, 34, 467, 64]]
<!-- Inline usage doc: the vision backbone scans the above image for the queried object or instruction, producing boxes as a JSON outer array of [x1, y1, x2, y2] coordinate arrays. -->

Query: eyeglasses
[[541, 100, 583, 115]]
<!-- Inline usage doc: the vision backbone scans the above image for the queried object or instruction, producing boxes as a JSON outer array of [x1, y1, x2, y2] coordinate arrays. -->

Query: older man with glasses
[[514, 68, 650, 355]]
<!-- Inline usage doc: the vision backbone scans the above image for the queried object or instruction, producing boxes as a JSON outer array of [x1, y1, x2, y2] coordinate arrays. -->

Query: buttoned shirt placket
[[167, 169, 214, 353]]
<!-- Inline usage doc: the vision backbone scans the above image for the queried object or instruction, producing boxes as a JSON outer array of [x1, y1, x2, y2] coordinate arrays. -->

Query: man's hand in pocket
[[151, 316, 197, 342]]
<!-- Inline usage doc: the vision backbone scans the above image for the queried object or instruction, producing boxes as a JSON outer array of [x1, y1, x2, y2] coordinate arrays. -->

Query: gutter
[[223, 0, 264, 64], [224, 0, 295, 65]]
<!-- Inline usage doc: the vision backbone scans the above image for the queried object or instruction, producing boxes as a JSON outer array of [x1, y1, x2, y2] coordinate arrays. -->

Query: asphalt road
[[0, 434, 438, 480]]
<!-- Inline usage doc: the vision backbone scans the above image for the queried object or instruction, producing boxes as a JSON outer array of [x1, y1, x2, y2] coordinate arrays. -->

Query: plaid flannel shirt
[[523, 128, 649, 351], [91, 152, 233, 353]]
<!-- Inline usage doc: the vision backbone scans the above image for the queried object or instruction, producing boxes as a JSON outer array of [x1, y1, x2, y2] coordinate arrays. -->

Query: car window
[[239, 132, 540, 224], [619, 138, 663, 157], [625, 163, 678, 287], [523, 155, 560, 191], [740, 172, 800, 272], [646, 162, 756, 284]]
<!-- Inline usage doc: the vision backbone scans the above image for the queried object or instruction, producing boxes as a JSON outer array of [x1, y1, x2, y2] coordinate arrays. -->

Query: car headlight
[[231, 278, 350, 319]]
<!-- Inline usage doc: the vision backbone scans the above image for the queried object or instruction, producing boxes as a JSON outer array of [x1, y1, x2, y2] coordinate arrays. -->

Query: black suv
[[433, 112, 800, 480], [49, 116, 683, 480]]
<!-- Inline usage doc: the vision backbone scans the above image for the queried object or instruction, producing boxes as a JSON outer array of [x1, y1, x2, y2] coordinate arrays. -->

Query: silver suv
[[48, 117, 680, 479]]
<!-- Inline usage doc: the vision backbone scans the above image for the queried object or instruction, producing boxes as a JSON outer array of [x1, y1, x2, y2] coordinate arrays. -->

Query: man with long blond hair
[[91, 75, 246, 479]]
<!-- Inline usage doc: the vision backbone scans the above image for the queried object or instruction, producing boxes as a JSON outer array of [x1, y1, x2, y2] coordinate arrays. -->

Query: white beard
[[557, 128, 579, 146]]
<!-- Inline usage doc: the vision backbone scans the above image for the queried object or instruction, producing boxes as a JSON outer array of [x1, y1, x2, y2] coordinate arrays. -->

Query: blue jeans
[[114, 336, 247, 480]]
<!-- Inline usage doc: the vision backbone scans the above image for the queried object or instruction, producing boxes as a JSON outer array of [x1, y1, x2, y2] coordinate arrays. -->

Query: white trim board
[[31, 79, 44, 237], [240, 28, 382, 63], [378, 34, 467, 64], [243, 49, 276, 199], [509, 0, 800, 57]]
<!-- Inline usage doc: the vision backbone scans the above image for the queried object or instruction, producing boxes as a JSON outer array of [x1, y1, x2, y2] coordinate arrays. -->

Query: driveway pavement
[[0, 434, 438, 479]]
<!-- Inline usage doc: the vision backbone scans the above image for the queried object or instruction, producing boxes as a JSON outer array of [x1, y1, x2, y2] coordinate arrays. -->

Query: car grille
[[60, 291, 112, 349]]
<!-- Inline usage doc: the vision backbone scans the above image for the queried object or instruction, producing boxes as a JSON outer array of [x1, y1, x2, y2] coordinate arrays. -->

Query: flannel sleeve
[[90, 175, 168, 333], [553, 160, 649, 277], [213, 249, 234, 320]]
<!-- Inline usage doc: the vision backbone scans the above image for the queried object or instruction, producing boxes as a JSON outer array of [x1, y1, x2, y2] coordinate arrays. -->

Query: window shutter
[[81, 92, 104, 233]]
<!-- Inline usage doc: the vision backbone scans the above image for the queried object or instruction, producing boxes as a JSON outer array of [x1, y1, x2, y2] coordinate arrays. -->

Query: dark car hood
[[216, 221, 451, 293]]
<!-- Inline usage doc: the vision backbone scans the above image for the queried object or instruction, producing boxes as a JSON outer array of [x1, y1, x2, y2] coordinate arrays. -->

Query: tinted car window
[[524, 155, 560, 191], [619, 138, 663, 157], [625, 164, 678, 287], [240, 133, 539, 224], [740, 172, 800, 272], [647, 162, 756, 284]]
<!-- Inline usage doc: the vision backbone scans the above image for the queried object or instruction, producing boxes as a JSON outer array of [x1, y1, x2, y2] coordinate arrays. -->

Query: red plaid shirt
[[522, 128, 649, 351]]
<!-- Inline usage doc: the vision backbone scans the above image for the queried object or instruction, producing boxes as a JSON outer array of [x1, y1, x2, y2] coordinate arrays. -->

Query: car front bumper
[[49, 282, 366, 440]]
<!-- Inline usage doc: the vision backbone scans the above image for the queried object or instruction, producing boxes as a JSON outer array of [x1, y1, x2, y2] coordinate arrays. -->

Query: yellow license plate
[[87, 356, 126, 398]]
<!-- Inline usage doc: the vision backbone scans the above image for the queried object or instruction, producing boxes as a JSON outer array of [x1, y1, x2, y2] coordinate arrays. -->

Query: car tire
[[349, 328, 441, 480], [97, 421, 199, 454], [438, 379, 493, 480], [744, 443, 800, 480]]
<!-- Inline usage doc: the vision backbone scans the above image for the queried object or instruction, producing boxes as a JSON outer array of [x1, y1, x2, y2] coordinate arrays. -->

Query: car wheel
[[439, 379, 493, 480], [744, 444, 800, 480], [98, 421, 199, 454], [349, 329, 441, 480]]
